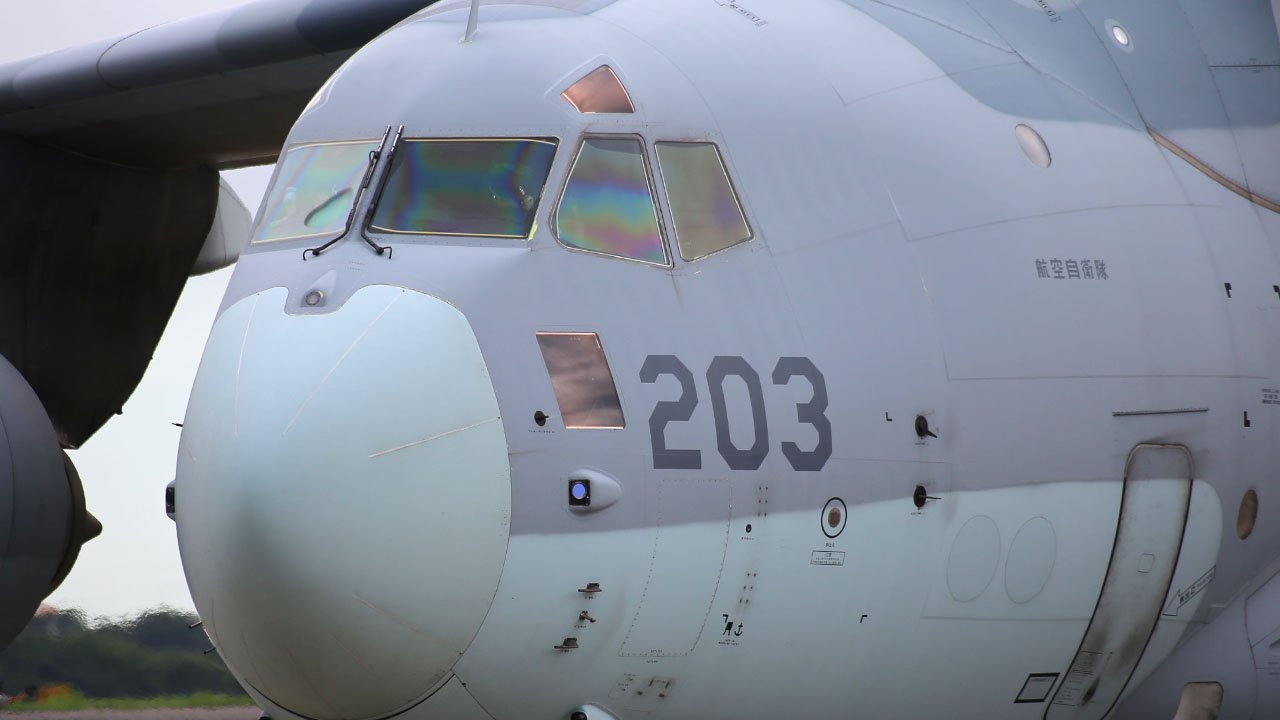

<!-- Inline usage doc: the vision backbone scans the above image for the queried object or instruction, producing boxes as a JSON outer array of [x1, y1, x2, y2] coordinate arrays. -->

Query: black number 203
[[640, 355, 832, 472]]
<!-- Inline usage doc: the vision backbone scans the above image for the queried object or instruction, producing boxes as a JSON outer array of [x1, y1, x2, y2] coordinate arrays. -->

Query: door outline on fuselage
[[1045, 444, 1193, 720]]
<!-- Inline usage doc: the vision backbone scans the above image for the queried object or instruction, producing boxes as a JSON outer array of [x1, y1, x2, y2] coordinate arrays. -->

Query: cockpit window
[[555, 136, 668, 265], [254, 140, 379, 243], [370, 138, 558, 238], [655, 142, 752, 260]]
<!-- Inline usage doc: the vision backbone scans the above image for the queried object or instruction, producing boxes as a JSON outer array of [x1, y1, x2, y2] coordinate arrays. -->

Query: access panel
[[1046, 445, 1192, 719]]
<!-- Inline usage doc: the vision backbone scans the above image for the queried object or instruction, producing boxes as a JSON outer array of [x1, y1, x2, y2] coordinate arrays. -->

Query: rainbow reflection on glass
[[556, 137, 667, 265], [254, 140, 378, 243], [656, 142, 752, 260], [371, 139, 557, 238]]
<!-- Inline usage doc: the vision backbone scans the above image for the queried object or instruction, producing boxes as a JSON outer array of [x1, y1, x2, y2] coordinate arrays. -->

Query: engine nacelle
[[190, 176, 253, 277], [0, 353, 99, 647]]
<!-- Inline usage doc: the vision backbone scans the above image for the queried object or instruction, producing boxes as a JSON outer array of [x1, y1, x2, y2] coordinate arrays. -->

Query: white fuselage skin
[[176, 1, 1280, 719]]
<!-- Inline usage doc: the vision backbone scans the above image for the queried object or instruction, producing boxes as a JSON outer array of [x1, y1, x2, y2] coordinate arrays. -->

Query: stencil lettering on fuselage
[[620, 479, 731, 657], [913, 209, 1234, 380]]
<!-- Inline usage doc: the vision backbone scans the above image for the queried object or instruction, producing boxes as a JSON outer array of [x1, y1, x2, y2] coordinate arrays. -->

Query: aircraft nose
[[176, 285, 510, 720]]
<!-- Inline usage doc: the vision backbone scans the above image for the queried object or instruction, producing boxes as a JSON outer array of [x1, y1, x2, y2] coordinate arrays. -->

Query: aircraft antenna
[[464, 0, 480, 42]]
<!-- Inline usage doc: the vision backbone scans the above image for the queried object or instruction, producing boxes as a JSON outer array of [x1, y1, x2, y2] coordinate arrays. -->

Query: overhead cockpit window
[[536, 332, 625, 429], [655, 142, 752, 260], [561, 66, 634, 114], [254, 140, 379, 243], [370, 138, 558, 238], [555, 136, 668, 265]]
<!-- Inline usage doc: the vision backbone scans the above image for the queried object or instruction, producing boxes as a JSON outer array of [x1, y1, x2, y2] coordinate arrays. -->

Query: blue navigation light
[[568, 479, 591, 506]]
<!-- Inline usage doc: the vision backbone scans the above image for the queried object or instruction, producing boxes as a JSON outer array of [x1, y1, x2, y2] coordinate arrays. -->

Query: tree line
[[0, 607, 246, 699]]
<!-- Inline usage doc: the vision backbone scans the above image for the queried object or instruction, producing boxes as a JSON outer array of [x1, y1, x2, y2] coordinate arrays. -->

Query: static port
[[822, 497, 847, 538]]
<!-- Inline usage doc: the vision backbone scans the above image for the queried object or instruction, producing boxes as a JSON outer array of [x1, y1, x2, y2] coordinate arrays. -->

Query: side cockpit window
[[555, 136, 668, 265], [371, 138, 558, 238], [655, 142, 752, 260], [536, 332, 625, 429], [254, 140, 379, 243]]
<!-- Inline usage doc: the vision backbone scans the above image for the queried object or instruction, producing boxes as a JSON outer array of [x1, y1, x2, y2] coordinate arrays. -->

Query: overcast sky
[[2, 1, 276, 619]]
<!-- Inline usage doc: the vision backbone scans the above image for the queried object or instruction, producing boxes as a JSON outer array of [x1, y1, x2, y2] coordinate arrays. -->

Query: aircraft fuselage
[[176, 1, 1280, 718]]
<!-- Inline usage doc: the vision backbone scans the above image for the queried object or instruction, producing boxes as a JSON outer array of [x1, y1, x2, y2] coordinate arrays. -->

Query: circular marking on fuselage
[[947, 515, 1001, 602], [822, 497, 847, 538], [1004, 516, 1057, 604]]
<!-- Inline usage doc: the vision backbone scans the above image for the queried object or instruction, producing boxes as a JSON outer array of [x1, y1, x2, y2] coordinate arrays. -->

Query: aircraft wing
[[0, 0, 434, 168], [0, 0, 441, 449]]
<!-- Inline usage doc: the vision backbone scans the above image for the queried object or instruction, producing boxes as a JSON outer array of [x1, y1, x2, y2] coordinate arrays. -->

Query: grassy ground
[[3, 691, 251, 712]]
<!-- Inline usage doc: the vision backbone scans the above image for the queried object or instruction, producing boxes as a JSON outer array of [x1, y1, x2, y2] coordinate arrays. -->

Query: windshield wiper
[[303, 125, 394, 260], [360, 124, 404, 258]]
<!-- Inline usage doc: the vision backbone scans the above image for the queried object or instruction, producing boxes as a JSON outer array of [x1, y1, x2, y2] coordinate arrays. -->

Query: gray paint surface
[[7, 0, 1280, 717], [177, 4, 1280, 718]]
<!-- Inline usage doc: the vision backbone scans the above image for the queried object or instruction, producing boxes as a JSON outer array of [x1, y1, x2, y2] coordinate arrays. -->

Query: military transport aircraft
[[2, 0, 1280, 718]]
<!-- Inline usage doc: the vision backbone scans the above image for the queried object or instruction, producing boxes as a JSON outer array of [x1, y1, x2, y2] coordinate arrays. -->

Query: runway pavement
[[0, 708, 260, 720]]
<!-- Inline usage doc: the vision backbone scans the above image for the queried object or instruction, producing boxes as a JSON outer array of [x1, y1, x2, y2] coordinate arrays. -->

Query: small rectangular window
[[536, 332, 625, 429], [655, 142, 751, 260], [370, 138, 558, 238], [561, 65, 635, 114], [555, 136, 668, 265], [254, 140, 379, 244]]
